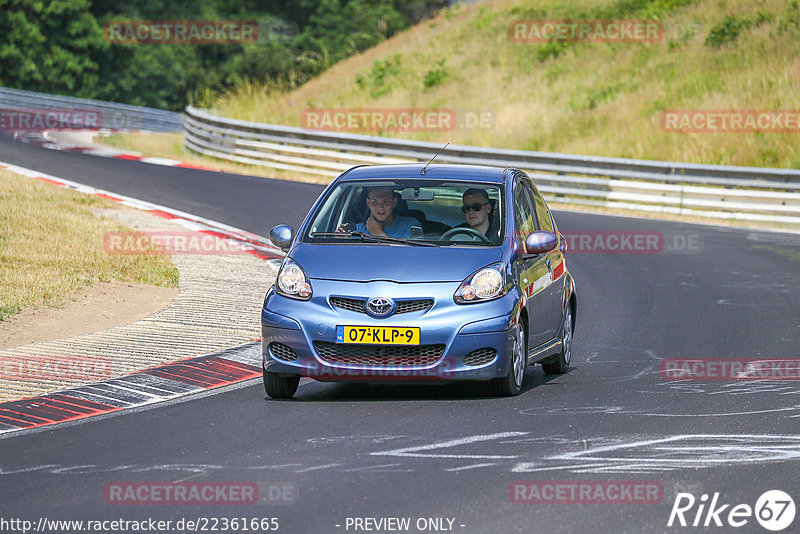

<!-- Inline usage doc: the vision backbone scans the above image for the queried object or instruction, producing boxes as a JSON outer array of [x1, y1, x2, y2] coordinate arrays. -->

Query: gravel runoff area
[[0, 205, 276, 402]]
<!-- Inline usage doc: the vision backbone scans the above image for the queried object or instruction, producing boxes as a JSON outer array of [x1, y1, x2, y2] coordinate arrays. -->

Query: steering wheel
[[440, 227, 490, 243]]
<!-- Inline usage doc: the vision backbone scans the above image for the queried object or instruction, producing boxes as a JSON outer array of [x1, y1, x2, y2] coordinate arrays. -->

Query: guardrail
[[0, 87, 182, 132], [183, 106, 800, 226]]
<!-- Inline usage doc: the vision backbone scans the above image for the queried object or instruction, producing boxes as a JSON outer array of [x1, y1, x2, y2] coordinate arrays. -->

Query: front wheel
[[542, 305, 572, 375], [490, 323, 526, 396], [263, 369, 300, 399]]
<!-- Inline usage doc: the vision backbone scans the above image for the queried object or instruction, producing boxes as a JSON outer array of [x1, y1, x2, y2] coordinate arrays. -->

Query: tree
[[0, 0, 106, 97], [296, 0, 409, 68]]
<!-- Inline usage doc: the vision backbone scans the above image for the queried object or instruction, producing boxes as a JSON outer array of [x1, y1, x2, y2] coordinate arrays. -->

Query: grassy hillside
[[211, 0, 800, 168]]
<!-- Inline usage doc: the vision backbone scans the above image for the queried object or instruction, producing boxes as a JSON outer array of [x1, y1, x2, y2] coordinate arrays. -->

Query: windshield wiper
[[309, 231, 436, 247]]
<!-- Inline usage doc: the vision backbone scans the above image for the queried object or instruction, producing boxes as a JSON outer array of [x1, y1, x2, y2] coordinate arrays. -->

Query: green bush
[[422, 59, 448, 89], [778, 1, 800, 32], [704, 15, 750, 47], [355, 55, 402, 98], [536, 42, 568, 63]]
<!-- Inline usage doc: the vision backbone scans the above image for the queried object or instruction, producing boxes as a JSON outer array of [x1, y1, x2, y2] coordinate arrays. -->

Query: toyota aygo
[[261, 164, 576, 398]]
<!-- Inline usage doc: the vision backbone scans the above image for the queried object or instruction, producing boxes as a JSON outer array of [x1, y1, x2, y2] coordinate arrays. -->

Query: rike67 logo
[[668, 490, 795, 531]]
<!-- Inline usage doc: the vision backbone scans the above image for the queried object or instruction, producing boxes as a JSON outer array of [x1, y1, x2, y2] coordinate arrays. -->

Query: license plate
[[336, 326, 420, 345]]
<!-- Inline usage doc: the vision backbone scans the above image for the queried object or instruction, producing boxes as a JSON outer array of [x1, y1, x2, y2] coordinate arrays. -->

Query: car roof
[[336, 163, 508, 184]]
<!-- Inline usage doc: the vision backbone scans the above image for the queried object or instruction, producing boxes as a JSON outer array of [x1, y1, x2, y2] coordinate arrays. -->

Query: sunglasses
[[461, 202, 489, 213]]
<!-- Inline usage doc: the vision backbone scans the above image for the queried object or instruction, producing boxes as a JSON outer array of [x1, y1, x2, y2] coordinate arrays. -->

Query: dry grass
[[0, 169, 179, 321], [101, 132, 186, 160], [211, 0, 800, 168]]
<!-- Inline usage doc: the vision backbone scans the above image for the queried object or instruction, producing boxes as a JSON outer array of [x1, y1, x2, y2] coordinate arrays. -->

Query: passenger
[[339, 187, 420, 238], [456, 188, 499, 241]]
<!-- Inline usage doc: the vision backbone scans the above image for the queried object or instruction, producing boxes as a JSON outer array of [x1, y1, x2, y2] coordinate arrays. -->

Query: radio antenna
[[420, 143, 449, 175]]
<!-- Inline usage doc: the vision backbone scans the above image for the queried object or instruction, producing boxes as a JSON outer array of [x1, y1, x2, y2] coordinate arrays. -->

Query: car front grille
[[313, 341, 445, 367], [269, 342, 298, 362], [463, 348, 497, 367], [330, 297, 433, 315], [396, 299, 434, 314], [330, 297, 365, 313]]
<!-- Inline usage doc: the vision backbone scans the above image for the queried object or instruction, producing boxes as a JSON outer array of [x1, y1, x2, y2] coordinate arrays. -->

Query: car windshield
[[304, 180, 504, 246]]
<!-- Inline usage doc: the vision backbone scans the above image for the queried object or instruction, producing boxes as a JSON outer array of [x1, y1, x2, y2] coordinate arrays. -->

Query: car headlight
[[275, 258, 312, 300], [454, 262, 508, 304]]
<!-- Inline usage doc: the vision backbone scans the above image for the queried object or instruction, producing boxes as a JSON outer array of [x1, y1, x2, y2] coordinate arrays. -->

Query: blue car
[[261, 164, 576, 398]]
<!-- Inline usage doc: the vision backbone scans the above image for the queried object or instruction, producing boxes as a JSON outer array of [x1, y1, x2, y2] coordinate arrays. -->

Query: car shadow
[[265, 365, 574, 402]]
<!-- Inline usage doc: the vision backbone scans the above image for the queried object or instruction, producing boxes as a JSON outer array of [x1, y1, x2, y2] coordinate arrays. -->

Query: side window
[[514, 179, 537, 240], [528, 183, 554, 233]]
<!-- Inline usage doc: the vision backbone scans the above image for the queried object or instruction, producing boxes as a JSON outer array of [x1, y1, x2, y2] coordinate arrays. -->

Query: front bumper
[[261, 279, 517, 382]]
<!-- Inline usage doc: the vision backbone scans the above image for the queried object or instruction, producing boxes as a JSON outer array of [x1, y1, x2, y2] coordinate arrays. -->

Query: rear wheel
[[490, 322, 526, 396], [542, 305, 572, 375], [263, 369, 300, 399]]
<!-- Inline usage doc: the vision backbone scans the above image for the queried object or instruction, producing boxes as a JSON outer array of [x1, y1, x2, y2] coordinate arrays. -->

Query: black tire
[[263, 369, 300, 399], [490, 322, 526, 396], [542, 304, 572, 375]]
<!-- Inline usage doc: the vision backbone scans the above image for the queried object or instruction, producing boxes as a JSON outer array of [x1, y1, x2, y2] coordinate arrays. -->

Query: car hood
[[290, 243, 504, 283]]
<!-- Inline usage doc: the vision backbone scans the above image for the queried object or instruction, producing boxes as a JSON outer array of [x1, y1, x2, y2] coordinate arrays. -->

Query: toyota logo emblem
[[366, 297, 395, 318]]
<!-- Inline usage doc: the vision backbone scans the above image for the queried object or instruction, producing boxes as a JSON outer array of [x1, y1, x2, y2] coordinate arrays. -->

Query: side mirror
[[269, 224, 294, 251], [559, 233, 567, 253], [525, 231, 557, 255]]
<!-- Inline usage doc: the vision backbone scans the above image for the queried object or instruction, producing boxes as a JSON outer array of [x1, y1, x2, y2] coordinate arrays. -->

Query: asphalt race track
[[1, 134, 799, 533]]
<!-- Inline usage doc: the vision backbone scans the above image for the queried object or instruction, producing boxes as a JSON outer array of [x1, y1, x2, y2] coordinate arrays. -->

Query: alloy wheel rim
[[563, 308, 572, 365], [513, 326, 525, 387]]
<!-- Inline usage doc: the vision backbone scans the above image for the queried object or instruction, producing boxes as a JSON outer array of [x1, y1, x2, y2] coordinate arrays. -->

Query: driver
[[339, 187, 420, 238], [455, 188, 499, 241]]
